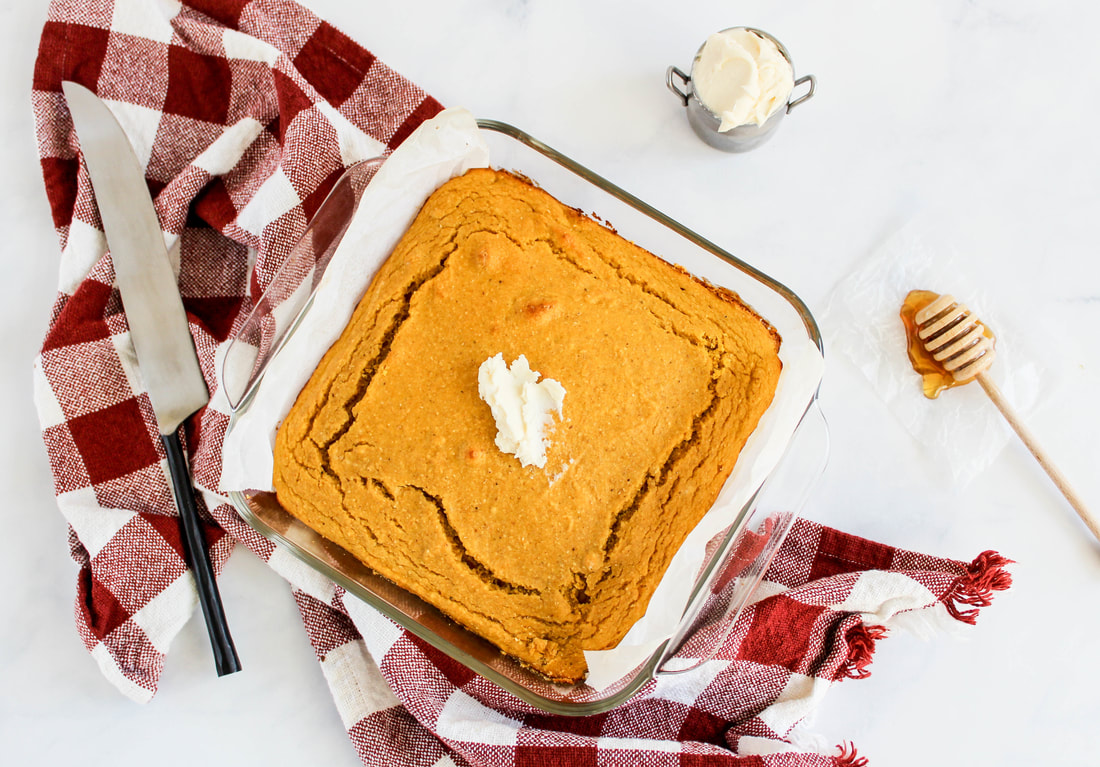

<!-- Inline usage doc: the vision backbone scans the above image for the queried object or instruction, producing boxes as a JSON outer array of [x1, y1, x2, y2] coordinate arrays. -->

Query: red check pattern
[[304, 521, 1011, 766], [33, 0, 441, 701], [31, 1, 1011, 764]]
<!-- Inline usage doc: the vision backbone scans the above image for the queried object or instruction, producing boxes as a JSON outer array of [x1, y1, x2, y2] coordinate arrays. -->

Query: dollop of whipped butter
[[477, 353, 565, 469], [693, 28, 794, 131]]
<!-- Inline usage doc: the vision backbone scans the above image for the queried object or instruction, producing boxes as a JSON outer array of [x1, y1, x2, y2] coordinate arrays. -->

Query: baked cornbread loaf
[[273, 168, 782, 683]]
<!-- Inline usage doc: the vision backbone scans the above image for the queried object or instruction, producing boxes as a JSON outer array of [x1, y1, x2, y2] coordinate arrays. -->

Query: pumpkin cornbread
[[272, 168, 782, 683]]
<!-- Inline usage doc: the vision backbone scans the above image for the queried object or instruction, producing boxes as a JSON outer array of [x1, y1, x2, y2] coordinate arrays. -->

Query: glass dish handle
[[656, 399, 830, 676], [220, 157, 386, 410]]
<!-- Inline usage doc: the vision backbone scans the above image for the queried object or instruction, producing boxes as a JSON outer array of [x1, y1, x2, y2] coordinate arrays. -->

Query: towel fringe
[[835, 741, 869, 766], [944, 550, 1013, 625], [839, 623, 889, 680]]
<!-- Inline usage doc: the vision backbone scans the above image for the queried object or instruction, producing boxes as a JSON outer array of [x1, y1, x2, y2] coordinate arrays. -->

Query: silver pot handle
[[666, 65, 691, 107], [787, 74, 816, 112]]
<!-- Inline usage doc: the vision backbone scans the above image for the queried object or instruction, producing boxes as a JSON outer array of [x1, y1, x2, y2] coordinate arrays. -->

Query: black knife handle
[[161, 431, 242, 677]]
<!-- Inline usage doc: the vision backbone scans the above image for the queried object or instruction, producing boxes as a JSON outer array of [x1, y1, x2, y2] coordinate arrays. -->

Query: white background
[[3, 1, 1099, 764]]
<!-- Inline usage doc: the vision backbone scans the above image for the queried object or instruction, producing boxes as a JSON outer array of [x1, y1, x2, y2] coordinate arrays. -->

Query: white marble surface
[[3, 0, 1099, 764]]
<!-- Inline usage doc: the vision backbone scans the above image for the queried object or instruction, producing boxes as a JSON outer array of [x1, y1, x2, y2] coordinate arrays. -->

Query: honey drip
[[900, 289, 996, 399]]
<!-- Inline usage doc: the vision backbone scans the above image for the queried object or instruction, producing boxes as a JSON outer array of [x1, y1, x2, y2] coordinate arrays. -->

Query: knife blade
[[63, 81, 241, 677]]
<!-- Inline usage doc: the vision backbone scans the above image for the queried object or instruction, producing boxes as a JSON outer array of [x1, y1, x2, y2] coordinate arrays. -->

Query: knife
[[63, 81, 241, 677]]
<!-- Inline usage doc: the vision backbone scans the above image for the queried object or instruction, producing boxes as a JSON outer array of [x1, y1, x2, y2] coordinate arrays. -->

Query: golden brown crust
[[272, 168, 782, 682]]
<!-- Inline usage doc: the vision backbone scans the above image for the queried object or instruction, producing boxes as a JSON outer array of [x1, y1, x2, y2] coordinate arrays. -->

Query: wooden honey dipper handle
[[975, 372, 1100, 541], [913, 292, 1098, 542]]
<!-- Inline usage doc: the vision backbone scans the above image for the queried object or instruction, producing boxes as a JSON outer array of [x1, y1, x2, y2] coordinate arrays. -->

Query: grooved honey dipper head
[[905, 291, 1097, 541], [913, 294, 996, 383]]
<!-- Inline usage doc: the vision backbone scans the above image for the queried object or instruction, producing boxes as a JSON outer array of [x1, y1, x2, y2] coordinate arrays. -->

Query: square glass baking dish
[[221, 119, 827, 716]]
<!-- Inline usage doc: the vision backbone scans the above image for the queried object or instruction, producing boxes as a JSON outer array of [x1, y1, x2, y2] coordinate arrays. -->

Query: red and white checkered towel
[[30, 1, 1012, 764]]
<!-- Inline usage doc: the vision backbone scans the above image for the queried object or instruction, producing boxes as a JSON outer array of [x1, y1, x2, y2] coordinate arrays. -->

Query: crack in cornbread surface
[[273, 168, 782, 682]]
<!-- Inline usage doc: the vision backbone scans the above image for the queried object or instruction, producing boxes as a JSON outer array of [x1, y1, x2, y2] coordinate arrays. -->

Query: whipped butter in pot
[[692, 28, 794, 131], [666, 26, 815, 152]]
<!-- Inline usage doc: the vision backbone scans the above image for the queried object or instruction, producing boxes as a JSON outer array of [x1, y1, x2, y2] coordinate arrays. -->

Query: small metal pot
[[666, 27, 815, 153]]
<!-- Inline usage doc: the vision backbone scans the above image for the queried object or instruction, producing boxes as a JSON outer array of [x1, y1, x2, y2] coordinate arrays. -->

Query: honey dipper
[[910, 292, 1099, 542]]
